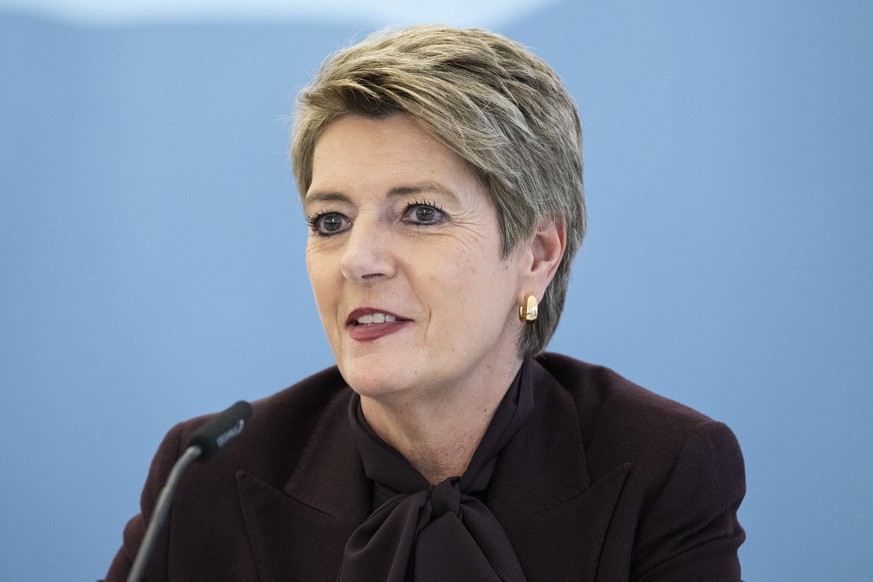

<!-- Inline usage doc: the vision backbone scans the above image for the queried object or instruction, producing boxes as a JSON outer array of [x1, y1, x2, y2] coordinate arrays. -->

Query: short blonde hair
[[292, 25, 585, 357]]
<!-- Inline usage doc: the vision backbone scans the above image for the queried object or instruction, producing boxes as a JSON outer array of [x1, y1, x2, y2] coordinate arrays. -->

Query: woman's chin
[[347, 377, 417, 404], [338, 360, 403, 396], [340, 361, 439, 406]]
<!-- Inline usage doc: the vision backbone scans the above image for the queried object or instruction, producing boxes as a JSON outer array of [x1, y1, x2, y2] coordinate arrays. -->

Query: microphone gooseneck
[[126, 400, 253, 582]]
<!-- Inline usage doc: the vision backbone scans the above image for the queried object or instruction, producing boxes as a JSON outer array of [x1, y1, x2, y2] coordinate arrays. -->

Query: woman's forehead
[[307, 115, 479, 200]]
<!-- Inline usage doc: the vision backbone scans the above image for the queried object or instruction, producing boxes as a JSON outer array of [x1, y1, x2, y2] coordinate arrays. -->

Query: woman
[[106, 25, 745, 581]]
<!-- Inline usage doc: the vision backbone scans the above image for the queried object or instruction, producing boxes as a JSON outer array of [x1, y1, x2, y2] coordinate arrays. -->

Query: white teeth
[[356, 313, 397, 325]]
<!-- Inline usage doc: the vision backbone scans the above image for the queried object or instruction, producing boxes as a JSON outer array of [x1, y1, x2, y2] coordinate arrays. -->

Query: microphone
[[127, 401, 253, 582], [185, 400, 253, 462]]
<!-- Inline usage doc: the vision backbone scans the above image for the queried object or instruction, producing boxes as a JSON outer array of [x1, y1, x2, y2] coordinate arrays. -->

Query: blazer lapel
[[487, 362, 631, 582], [237, 390, 371, 582]]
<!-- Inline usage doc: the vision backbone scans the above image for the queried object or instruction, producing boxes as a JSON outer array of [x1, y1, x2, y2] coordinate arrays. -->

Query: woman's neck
[[359, 359, 521, 484]]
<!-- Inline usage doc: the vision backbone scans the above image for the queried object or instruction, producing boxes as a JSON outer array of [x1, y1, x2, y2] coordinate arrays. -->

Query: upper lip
[[345, 307, 409, 327]]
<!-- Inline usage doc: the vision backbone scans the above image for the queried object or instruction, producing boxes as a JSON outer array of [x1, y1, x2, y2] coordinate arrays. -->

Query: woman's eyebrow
[[303, 190, 350, 209], [306, 182, 461, 208], [387, 182, 460, 204]]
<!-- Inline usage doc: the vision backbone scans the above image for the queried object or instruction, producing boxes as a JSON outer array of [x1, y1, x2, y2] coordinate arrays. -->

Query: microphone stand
[[126, 445, 202, 582], [125, 400, 252, 582]]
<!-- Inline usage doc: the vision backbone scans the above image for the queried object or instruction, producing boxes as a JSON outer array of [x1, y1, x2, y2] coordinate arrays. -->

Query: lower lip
[[347, 321, 409, 341]]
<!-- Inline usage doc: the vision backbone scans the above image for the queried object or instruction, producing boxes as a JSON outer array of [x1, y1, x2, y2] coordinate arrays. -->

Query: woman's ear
[[521, 218, 566, 299]]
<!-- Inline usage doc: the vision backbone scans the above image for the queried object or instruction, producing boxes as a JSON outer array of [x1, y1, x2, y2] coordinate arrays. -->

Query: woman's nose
[[339, 217, 396, 282]]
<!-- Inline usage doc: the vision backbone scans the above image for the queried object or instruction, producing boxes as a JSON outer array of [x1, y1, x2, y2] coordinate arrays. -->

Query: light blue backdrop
[[2, 1, 871, 580]]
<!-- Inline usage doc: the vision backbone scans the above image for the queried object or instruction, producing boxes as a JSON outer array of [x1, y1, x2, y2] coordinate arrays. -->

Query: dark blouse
[[340, 362, 531, 581]]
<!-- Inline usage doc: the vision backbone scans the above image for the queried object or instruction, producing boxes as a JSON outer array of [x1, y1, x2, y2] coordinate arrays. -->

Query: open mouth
[[346, 309, 409, 328]]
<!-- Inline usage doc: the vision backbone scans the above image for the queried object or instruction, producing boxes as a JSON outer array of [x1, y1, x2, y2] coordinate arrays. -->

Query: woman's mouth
[[346, 309, 409, 341]]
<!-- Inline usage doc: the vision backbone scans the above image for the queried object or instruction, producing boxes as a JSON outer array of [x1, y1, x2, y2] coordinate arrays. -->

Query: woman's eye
[[406, 204, 443, 225], [308, 212, 350, 236]]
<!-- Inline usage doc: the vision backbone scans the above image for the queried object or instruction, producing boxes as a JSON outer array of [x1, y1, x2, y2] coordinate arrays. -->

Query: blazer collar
[[486, 360, 630, 581], [237, 388, 370, 582]]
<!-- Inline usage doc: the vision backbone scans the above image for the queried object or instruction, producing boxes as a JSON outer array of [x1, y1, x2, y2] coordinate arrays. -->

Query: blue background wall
[[2, 1, 872, 579]]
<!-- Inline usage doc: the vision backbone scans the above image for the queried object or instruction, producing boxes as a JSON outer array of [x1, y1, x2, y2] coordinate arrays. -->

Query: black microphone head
[[185, 400, 252, 462]]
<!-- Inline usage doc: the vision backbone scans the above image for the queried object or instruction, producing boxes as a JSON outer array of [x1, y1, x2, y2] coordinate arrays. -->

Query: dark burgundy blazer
[[105, 353, 745, 581]]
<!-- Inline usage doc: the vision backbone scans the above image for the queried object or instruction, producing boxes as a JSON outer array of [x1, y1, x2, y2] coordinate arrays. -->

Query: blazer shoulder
[[249, 365, 350, 429], [534, 353, 740, 482], [171, 366, 352, 489], [535, 352, 712, 424]]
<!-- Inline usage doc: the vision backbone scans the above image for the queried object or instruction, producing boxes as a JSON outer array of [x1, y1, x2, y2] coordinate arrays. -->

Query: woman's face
[[304, 114, 531, 404]]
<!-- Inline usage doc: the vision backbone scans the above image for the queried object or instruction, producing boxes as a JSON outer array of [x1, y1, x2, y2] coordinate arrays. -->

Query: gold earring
[[519, 294, 538, 323]]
